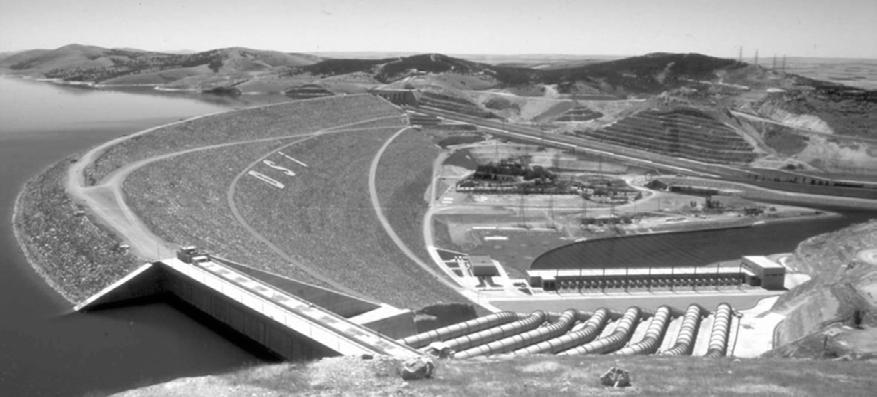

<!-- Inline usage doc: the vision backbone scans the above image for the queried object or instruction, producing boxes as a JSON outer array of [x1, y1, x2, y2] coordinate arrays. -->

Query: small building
[[741, 256, 786, 290], [468, 255, 500, 277]]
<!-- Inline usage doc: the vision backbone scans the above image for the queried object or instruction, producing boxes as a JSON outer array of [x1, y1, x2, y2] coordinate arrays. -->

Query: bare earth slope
[[114, 355, 877, 397], [769, 220, 877, 358]]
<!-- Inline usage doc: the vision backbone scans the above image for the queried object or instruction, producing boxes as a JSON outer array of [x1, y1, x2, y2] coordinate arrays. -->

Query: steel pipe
[[455, 309, 582, 358], [444, 311, 547, 353], [660, 304, 703, 356], [558, 307, 641, 355], [704, 303, 733, 358], [398, 311, 519, 348], [613, 306, 671, 355], [511, 308, 611, 355]]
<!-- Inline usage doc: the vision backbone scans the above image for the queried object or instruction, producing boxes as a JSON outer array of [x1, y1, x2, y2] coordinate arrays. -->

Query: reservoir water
[[532, 208, 875, 270], [0, 76, 276, 396]]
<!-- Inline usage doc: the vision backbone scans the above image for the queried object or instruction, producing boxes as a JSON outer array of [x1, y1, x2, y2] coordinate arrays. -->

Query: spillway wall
[[163, 268, 336, 360]]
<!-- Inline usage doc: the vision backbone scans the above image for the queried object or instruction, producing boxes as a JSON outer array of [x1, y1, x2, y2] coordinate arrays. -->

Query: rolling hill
[[0, 44, 320, 85], [0, 45, 790, 96]]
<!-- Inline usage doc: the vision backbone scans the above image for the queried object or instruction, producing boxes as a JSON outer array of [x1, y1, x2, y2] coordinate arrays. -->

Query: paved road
[[369, 127, 498, 311]]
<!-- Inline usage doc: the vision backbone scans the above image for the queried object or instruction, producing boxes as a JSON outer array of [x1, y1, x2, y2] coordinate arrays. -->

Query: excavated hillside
[[768, 220, 877, 359], [751, 88, 877, 139]]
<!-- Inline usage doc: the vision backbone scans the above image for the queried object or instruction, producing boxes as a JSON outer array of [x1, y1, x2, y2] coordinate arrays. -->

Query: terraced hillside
[[577, 108, 757, 164], [121, 94, 468, 308], [419, 91, 497, 118]]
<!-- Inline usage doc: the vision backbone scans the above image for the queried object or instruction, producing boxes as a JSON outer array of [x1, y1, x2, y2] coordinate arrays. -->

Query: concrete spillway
[[77, 259, 420, 360]]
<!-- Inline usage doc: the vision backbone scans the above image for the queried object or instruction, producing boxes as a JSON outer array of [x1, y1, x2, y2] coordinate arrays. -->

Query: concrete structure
[[469, 256, 500, 277], [741, 256, 786, 290], [527, 264, 746, 292], [77, 259, 420, 360]]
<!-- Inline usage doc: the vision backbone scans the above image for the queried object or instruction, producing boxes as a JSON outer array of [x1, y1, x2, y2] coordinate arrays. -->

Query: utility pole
[[716, 262, 721, 290], [738, 46, 743, 63], [782, 55, 787, 73], [754, 49, 759, 66], [772, 54, 777, 70], [519, 193, 526, 229], [548, 194, 555, 229]]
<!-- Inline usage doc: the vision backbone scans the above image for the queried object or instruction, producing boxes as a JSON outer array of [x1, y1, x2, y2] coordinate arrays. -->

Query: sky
[[1, 0, 875, 58]]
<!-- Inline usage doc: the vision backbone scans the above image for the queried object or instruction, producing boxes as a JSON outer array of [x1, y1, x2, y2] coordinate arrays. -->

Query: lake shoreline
[[11, 157, 79, 305]]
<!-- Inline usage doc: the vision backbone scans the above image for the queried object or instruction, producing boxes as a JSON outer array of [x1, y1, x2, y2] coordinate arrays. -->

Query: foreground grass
[[115, 354, 877, 397], [14, 158, 140, 302]]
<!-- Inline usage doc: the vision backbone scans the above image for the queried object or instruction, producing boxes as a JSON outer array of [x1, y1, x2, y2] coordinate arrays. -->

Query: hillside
[[4, 47, 749, 95], [5, 45, 875, 174], [767, 220, 877, 359], [0, 44, 320, 88], [4, 45, 857, 98], [114, 355, 877, 396], [537, 52, 746, 95]]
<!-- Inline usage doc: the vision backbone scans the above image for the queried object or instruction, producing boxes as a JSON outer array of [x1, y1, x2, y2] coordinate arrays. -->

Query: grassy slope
[[14, 158, 140, 302], [374, 128, 441, 269], [123, 139, 319, 282], [115, 355, 877, 397], [233, 128, 468, 308], [85, 95, 398, 184]]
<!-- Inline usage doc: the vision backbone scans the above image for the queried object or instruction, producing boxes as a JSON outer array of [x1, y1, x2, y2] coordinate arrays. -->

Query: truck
[[176, 246, 210, 264]]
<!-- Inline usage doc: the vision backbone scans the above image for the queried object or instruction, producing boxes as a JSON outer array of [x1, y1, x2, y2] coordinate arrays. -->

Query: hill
[[5, 45, 874, 174], [0, 45, 830, 97], [537, 52, 746, 95], [0, 44, 320, 86], [113, 355, 877, 396], [767, 220, 877, 359]]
